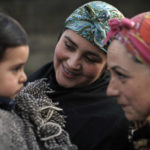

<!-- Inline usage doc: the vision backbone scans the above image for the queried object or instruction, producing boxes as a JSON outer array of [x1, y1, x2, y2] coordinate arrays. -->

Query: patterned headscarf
[[64, 1, 124, 53], [104, 12, 150, 65]]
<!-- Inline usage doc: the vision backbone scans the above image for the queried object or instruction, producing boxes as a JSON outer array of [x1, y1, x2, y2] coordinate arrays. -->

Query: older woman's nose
[[106, 78, 119, 97]]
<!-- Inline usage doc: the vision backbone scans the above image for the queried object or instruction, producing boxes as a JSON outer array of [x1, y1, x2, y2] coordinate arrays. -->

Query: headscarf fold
[[65, 1, 124, 53], [104, 12, 150, 65]]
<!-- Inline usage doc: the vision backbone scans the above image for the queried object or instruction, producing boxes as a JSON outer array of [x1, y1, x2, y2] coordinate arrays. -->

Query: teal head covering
[[65, 1, 124, 53]]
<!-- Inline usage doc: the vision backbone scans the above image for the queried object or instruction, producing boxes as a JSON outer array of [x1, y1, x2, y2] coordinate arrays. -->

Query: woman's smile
[[61, 63, 81, 79], [54, 29, 107, 88]]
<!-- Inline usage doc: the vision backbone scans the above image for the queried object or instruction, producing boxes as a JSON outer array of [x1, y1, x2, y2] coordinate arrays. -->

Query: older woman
[[105, 12, 150, 150], [20, 1, 131, 150]]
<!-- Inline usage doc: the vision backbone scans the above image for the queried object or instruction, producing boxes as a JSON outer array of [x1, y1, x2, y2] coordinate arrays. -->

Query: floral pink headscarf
[[104, 12, 150, 65]]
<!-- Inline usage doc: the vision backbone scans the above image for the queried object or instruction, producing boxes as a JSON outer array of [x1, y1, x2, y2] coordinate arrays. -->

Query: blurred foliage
[[0, 0, 150, 74]]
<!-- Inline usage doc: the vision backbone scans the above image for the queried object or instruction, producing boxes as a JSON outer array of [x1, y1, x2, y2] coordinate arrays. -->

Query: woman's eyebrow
[[64, 35, 78, 48], [111, 66, 128, 73]]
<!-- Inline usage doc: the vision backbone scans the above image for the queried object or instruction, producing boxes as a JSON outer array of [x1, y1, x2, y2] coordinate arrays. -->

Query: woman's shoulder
[[0, 109, 29, 150]]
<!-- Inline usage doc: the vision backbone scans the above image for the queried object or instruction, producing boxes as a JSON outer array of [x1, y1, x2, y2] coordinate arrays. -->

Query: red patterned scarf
[[104, 12, 150, 65]]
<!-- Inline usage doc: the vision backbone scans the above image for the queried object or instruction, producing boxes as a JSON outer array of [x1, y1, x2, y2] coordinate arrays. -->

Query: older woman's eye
[[116, 71, 128, 80]]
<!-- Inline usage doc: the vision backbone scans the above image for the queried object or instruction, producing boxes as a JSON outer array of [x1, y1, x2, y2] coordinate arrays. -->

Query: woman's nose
[[106, 78, 119, 97], [68, 54, 81, 70]]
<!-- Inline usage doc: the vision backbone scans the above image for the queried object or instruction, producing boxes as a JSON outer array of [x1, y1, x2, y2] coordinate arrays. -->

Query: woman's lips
[[120, 104, 128, 109], [61, 64, 80, 79]]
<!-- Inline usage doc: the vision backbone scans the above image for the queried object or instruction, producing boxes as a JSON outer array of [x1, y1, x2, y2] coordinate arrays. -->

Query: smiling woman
[[54, 29, 107, 88], [24, 1, 132, 150], [105, 11, 150, 150]]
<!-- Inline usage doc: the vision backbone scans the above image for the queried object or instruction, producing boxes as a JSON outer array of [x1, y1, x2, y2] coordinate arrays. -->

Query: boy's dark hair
[[0, 12, 28, 60]]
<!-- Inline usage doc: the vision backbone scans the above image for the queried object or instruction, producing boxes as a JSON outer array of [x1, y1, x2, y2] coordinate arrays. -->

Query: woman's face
[[53, 29, 106, 88], [107, 40, 150, 121], [0, 46, 29, 99]]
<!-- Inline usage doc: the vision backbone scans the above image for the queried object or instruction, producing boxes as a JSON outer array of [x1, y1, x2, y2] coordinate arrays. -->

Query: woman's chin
[[125, 113, 146, 122]]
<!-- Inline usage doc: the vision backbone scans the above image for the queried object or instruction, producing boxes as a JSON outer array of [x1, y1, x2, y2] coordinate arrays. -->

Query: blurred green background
[[0, 0, 149, 75]]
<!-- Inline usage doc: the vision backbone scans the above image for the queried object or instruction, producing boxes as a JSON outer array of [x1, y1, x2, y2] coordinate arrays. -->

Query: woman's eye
[[65, 42, 75, 51], [116, 71, 128, 80], [85, 57, 95, 63], [85, 56, 101, 63]]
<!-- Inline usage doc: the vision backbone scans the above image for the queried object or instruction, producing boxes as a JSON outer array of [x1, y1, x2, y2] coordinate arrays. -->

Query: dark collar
[[0, 96, 15, 111]]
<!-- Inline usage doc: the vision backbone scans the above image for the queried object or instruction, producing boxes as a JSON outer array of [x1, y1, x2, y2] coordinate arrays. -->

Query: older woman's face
[[53, 29, 106, 88], [107, 40, 150, 121]]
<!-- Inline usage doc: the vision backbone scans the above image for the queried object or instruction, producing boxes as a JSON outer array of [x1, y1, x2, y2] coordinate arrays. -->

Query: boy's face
[[0, 45, 29, 99]]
